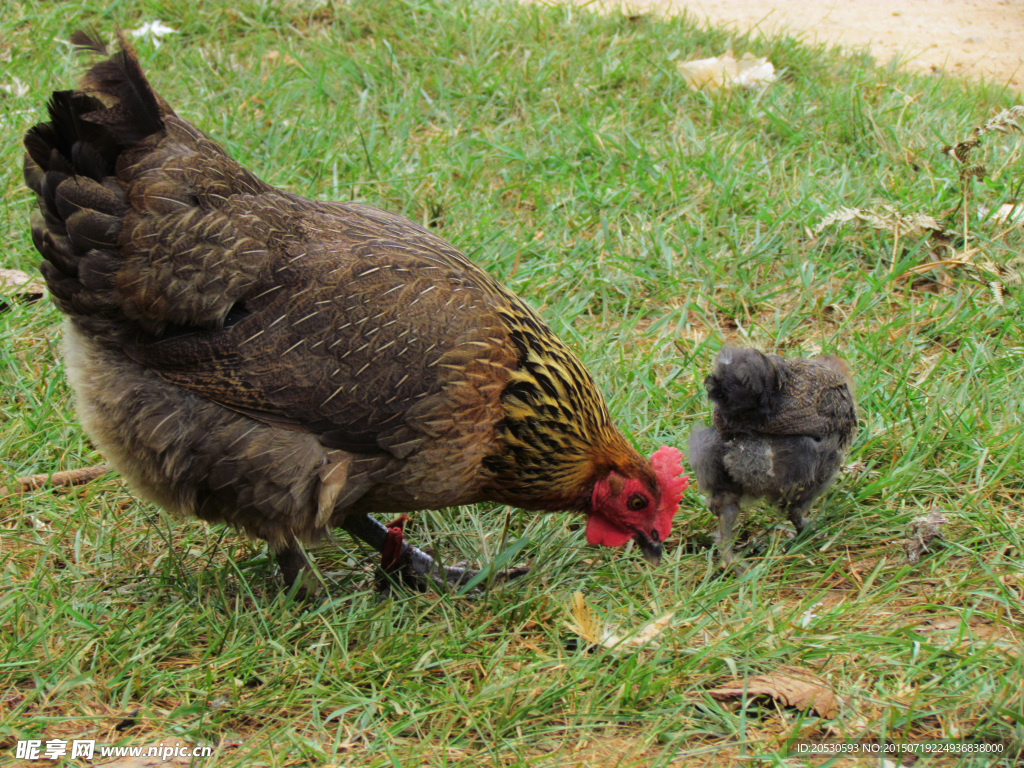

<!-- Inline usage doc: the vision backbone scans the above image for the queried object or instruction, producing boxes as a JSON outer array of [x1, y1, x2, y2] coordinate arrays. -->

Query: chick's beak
[[635, 530, 663, 566]]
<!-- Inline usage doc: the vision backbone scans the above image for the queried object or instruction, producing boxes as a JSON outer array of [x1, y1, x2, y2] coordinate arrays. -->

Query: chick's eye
[[627, 493, 648, 511]]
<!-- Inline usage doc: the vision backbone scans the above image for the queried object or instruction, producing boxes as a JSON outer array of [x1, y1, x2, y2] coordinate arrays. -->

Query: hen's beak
[[635, 530, 663, 566]]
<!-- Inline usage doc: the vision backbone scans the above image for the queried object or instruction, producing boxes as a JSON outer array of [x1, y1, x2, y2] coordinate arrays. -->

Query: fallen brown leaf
[[0, 268, 46, 308], [264, 50, 300, 67], [707, 665, 839, 719], [903, 508, 946, 563], [563, 591, 673, 651]]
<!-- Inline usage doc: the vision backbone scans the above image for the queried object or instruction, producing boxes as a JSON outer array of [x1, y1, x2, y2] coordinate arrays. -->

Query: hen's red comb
[[651, 445, 689, 541]]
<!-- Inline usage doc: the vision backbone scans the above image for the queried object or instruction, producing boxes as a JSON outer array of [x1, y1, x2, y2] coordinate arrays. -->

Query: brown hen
[[23, 34, 687, 590]]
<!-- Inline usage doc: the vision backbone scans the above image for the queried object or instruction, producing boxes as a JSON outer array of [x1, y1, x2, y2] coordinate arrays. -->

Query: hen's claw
[[342, 512, 528, 594], [378, 542, 529, 593]]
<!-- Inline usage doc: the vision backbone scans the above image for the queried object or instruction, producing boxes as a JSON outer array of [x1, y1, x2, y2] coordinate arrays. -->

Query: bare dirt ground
[[579, 0, 1024, 92]]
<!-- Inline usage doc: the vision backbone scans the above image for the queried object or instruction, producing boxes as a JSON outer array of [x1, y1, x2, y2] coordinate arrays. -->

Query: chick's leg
[[787, 507, 808, 534], [710, 492, 742, 567], [781, 496, 815, 537]]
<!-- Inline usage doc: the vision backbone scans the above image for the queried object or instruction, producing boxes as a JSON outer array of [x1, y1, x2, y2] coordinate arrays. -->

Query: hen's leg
[[273, 539, 312, 591], [342, 513, 528, 592]]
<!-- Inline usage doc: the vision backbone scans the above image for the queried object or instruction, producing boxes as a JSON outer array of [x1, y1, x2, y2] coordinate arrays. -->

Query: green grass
[[2, 0, 1023, 765]]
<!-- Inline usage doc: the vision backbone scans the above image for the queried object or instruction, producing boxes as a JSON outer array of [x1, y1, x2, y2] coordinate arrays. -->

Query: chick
[[689, 348, 856, 564]]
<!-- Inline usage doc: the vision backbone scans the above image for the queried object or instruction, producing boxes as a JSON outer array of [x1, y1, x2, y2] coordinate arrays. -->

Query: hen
[[24, 34, 688, 591], [689, 347, 856, 564]]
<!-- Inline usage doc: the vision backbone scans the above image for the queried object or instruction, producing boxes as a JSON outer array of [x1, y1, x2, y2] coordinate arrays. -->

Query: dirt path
[[582, 0, 1024, 93]]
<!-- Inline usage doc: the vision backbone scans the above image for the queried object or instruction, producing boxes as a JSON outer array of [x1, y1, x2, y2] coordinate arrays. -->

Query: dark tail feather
[[22, 31, 160, 336], [73, 31, 166, 145], [69, 29, 109, 55], [24, 32, 166, 184], [26, 92, 116, 182]]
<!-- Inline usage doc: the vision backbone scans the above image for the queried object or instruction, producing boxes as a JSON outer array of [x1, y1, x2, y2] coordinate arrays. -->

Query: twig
[[0, 464, 111, 498]]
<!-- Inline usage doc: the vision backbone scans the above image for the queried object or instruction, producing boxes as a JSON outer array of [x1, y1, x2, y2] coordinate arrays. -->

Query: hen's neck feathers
[[482, 295, 652, 510]]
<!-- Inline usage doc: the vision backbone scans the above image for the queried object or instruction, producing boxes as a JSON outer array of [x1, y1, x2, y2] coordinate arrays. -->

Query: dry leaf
[[564, 591, 603, 645], [677, 51, 776, 91], [980, 203, 1024, 226], [0, 76, 29, 98], [903, 508, 947, 563], [815, 205, 949, 238], [707, 665, 839, 719], [264, 50, 300, 67], [901, 248, 1021, 305], [564, 592, 673, 651], [943, 105, 1024, 166], [0, 268, 46, 308]]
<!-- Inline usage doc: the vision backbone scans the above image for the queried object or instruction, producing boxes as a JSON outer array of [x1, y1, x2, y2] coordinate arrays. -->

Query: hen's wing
[[126, 191, 521, 457]]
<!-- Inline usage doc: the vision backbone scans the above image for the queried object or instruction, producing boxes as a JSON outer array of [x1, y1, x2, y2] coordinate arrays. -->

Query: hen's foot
[[342, 512, 528, 594], [377, 542, 529, 594]]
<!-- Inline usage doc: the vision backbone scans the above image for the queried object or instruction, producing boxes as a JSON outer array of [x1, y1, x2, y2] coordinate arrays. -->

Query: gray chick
[[689, 347, 856, 564]]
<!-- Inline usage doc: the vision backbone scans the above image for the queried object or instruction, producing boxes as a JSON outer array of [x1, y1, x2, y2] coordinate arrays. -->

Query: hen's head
[[587, 446, 689, 564]]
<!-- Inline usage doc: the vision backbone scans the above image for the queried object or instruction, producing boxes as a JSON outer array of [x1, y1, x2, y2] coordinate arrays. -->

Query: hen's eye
[[627, 493, 648, 511]]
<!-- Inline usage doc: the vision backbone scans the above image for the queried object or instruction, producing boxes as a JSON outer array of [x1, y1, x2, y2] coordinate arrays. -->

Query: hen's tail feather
[[23, 33, 166, 336], [69, 29, 109, 55], [73, 31, 166, 144], [27, 33, 276, 339], [25, 34, 165, 183]]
